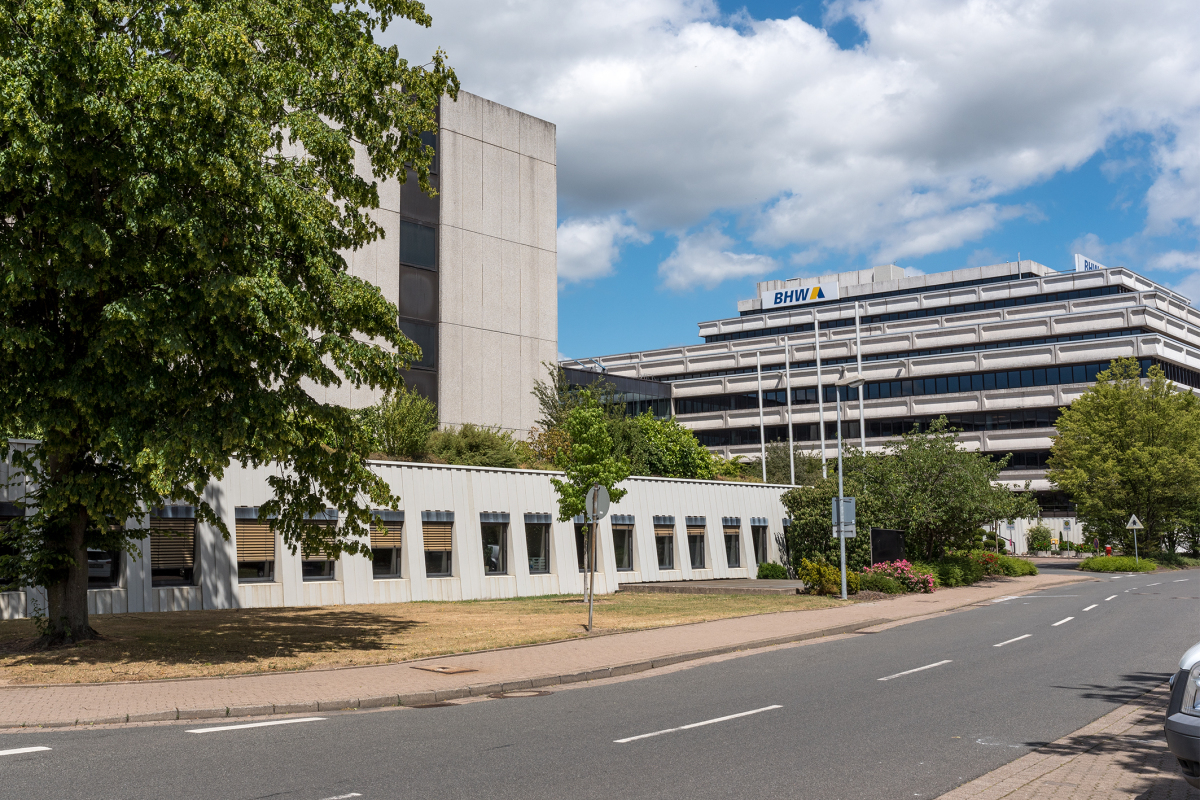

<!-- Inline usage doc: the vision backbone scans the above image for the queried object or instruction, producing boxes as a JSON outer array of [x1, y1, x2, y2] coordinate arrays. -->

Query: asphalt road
[[3, 570, 1197, 800]]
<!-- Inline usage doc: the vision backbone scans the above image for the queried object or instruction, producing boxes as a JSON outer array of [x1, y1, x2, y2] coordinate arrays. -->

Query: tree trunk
[[42, 506, 98, 645]]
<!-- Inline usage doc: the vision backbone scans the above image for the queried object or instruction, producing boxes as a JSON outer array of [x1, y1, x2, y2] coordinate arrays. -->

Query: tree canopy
[[550, 391, 631, 523], [1048, 358, 1200, 554], [781, 417, 1038, 564], [0, 0, 457, 641]]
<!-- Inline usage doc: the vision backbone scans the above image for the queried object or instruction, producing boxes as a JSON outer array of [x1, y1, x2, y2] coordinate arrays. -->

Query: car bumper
[[1165, 714, 1200, 788]]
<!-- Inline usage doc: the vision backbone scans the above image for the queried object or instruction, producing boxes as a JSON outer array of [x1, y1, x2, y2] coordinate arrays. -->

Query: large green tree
[[0, 0, 457, 641], [1048, 358, 1200, 553]]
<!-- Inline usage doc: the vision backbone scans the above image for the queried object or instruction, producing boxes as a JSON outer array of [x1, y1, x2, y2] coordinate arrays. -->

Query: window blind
[[371, 521, 403, 548], [149, 517, 196, 569], [235, 521, 275, 562], [723, 526, 740, 536], [654, 525, 674, 538], [422, 521, 453, 551], [687, 525, 705, 537]]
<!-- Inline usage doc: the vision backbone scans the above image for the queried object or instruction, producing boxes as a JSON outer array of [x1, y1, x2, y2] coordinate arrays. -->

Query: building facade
[[569, 260, 1200, 550], [0, 456, 788, 619], [305, 91, 559, 438]]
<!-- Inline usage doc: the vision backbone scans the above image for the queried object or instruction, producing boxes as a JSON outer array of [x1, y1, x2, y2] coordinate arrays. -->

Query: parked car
[[1165, 641, 1200, 787]]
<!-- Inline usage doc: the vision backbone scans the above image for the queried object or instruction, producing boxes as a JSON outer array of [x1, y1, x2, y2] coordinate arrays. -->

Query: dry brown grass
[[0, 592, 853, 685]]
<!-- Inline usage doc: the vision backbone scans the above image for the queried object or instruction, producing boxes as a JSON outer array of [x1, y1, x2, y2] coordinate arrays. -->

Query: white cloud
[[556, 215, 649, 284], [393, 0, 1200, 281], [658, 228, 777, 290]]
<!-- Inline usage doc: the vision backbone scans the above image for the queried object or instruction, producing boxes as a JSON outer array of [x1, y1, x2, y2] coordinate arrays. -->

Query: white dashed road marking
[[1176, 579, 1189, 582], [994, 635, 1031, 647], [186, 717, 325, 734], [614, 705, 782, 743], [1105, 595, 1117, 601], [1147, 582, 1162, 587], [879, 660, 953, 681], [1052, 617, 1074, 626], [0, 746, 51, 757], [1083, 604, 1097, 611]]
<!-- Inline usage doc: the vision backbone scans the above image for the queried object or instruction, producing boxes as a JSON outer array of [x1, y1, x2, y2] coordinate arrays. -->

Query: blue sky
[[395, 0, 1200, 360]]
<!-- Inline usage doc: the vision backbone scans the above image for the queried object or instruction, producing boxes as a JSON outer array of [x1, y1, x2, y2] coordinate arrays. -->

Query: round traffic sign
[[585, 484, 610, 520]]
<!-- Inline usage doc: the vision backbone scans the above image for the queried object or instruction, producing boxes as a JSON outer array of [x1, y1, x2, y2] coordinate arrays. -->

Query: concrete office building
[[569, 260, 1200, 551], [307, 91, 559, 437]]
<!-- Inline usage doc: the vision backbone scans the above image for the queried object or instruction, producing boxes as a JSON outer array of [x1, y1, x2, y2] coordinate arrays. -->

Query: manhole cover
[[411, 665, 478, 675], [413, 702, 459, 708], [488, 690, 553, 699]]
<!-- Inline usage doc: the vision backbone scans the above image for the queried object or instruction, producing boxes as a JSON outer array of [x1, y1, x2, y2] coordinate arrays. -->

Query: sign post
[[1126, 514, 1143, 565], [585, 484, 610, 632]]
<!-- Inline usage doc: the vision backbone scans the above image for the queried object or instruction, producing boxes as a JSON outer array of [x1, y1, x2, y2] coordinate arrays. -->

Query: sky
[[389, 0, 1200, 360]]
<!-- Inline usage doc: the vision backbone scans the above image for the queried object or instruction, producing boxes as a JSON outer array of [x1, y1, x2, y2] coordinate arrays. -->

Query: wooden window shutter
[[686, 525, 705, 537], [422, 521, 452, 551], [723, 526, 740, 536], [371, 521, 403, 548], [236, 521, 275, 562], [654, 525, 674, 538], [149, 517, 196, 569]]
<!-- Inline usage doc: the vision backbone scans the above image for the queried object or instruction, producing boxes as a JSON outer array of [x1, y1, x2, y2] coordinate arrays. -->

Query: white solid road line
[[1052, 617, 1075, 626], [186, 717, 325, 734], [1105, 595, 1117, 601], [614, 705, 782, 744], [1083, 604, 1098, 611], [994, 635, 1031, 647], [878, 660, 953, 681], [0, 746, 51, 757]]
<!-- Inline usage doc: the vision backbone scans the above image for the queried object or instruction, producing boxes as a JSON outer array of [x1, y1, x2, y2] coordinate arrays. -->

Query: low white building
[[0, 458, 789, 620]]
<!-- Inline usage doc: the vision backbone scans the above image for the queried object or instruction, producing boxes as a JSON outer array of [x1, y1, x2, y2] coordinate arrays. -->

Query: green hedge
[[1078, 555, 1157, 573], [757, 562, 788, 580]]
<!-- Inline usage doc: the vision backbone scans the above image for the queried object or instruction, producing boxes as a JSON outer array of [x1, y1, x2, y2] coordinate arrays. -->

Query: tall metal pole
[[784, 336, 795, 485], [588, 486, 598, 632], [855, 302, 865, 450], [756, 351, 766, 482], [815, 318, 827, 479], [836, 385, 847, 600]]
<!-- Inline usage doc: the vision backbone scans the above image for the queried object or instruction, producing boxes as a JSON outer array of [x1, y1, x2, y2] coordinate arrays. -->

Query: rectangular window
[[423, 520, 453, 577], [398, 320, 437, 370], [481, 522, 507, 575], [687, 525, 706, 569], [87, 550, 121, 588], [149, 516, 196, 588], [723, 526, 741, 568], [526, 523, 550, 574], [752, 525, 768, 565], [612, 526, 634, 571], [655, 524, 675, 570], [575, 523, 590, 573], [236, 517, 275, 583], [370, 519, 403, 579], [400, 221, 437, 270], [301, 516, 339, 582]]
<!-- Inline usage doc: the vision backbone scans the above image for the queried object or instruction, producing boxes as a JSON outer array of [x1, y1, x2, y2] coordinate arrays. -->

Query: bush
[[796, 558, 859, 595], [860, 572, 906, 594], [427, 424, 522, 468], [358, 386, 438, 460], [1078, 555, 1157, 573], [862, 559, 935, 593], [1026, 523, 1053, 552], [1156, 552, 1200, 568], [996, 555, 1038, 576], [937, 562, 965, 587], [757, 561, 788, 580]]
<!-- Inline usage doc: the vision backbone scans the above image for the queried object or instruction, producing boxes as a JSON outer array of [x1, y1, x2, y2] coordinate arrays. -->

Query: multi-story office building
[[570, 260, 1200, 540], [305, 91, 560, 437]]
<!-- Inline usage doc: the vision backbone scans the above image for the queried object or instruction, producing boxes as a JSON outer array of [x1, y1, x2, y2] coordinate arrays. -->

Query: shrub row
[[1077, 555, 1157, 573], [756, 550, 1038, 595]]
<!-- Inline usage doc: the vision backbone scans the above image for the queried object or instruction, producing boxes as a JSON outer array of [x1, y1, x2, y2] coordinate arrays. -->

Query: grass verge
[[0, 592, 853, 685]]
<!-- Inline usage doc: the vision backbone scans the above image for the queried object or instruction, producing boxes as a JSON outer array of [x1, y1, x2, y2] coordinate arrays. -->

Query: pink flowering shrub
[[862, 559, 936, 593]]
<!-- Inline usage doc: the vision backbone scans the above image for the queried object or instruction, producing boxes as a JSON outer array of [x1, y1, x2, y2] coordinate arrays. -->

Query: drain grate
[[489, 690, 553, 699], [411, 664, 478, 675]]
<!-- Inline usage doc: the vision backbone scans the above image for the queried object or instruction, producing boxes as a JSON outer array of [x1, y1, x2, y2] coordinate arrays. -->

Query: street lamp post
[[835, 367, 866, 600]]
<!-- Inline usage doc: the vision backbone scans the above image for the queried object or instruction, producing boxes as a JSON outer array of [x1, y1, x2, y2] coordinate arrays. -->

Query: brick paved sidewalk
[[0, 571, 1090, 729], [937, 681, 1199, 800]]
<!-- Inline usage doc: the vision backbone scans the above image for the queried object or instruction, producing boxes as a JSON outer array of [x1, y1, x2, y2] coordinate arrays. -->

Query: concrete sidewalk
[[937, 681, 1199, 800], [0, 571, 1091, 729]]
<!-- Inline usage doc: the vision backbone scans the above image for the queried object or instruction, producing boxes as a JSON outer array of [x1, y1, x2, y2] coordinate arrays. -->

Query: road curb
[[4, 573, 1091, 729]]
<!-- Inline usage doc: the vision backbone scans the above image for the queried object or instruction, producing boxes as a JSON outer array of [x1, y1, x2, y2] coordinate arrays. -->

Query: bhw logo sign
[[761, 282, 841, 310]]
